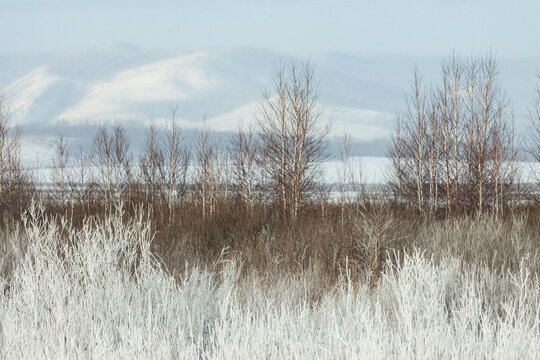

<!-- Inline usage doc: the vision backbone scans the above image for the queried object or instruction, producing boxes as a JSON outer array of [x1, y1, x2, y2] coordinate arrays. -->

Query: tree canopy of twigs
[[528, 72, 540, 186], [0, 97, 34, 216], [388, 52, 517, 216], [257, 59, 331, 223]]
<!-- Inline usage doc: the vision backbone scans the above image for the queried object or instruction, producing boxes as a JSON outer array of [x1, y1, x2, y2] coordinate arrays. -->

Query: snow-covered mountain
[[0, 46, 403, 132], [1, 45, 538, 163]]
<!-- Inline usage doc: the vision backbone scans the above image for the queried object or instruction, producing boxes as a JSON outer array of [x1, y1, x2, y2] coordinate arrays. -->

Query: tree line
[[0, 53, 539, 223]]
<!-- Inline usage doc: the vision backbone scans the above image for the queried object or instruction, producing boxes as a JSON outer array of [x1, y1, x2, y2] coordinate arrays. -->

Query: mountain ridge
[[1, 45, 537, 162]]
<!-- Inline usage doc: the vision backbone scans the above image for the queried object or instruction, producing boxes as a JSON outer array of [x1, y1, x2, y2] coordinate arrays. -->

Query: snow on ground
[[19, 136, 540, 190], [322, 156, 391, 184], [19, 135, 57, 168]]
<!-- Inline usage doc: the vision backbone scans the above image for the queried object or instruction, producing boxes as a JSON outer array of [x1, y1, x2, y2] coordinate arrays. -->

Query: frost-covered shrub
[[0, 206, 538, 359]]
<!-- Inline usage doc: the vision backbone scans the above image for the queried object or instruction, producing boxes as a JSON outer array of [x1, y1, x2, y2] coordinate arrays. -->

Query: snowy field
[[0, 206, 538, 359], [25, 153, 540, 191]]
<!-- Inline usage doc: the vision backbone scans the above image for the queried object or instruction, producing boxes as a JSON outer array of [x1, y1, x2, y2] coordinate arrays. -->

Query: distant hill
[[1, 45, 538, 163]]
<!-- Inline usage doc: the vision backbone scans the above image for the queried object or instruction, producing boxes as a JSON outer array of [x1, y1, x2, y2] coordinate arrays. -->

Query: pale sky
[[1, 0, 540, 57]]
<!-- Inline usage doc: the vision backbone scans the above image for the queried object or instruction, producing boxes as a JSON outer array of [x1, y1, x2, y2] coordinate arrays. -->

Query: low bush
[[0, 205, 538, 358]]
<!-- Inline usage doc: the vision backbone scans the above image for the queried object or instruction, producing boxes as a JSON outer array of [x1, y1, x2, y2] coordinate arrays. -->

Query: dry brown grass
[[1, 195, 539, 288]]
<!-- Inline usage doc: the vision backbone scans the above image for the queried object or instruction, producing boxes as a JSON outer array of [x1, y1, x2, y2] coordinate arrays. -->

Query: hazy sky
[[1, 0, 539, 57]]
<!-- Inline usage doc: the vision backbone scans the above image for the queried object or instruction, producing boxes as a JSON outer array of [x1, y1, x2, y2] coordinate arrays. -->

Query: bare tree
[[195, 120, 218, 219], [71, 145, 91, 215], [140, 122, 164, 205], [257, 59, 330, 222], [230, 121, 258, 211], [338, 131, 366, 225], [388, 69, 430, 213], [161, 108, 190, 216], [463, 55, 516, 214], [441, 53, 464, 216], [0, 99, 19, 196], [194, 121, 231, 219], [409, 68, 427, 212], [0, 97, 34, 215], [338, 132, 352, 225], [388, 52, 517, 216], [528, 72, 540, 186], [388, 114, 404, 205], [140, 110, 190, 217], [91, 124, 133, 206], [51, 132, 69, 204]]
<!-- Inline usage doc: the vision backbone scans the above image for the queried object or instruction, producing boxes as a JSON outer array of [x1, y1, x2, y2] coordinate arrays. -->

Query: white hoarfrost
[[0, 206, 539, 359]]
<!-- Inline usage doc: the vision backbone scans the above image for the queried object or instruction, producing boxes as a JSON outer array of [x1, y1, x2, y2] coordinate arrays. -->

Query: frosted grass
[[0, 207, 538, 359]]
